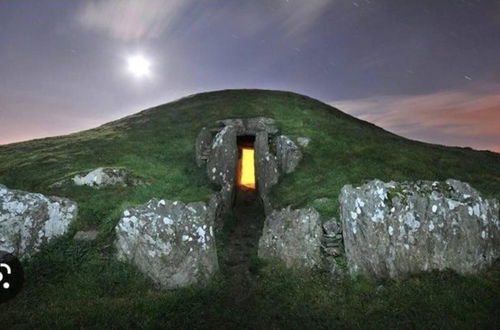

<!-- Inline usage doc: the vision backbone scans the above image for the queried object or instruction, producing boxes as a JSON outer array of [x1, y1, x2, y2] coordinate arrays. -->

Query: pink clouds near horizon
[[333, 87, 500, 153]]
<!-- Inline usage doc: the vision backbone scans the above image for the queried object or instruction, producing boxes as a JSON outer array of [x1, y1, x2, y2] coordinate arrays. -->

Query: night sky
[[1, 0, 499, 152]]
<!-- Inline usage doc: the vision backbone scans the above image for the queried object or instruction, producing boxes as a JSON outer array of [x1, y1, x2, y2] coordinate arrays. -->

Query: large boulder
[[340, 179, 500, 279], [275, 135, 302, 174], [0, 184, 77, 259], [115, 198, 219, 289], [258, 206, 322, 269], [206, 126, 238, 210]]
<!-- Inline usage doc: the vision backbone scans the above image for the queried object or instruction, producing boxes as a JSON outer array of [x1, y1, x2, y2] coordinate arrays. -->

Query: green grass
[[0, 89, 499, 328], [1, 237, 498, 329]]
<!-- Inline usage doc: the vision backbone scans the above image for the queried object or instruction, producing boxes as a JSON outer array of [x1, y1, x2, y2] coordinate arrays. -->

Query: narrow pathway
[[223, 189, 265, 304]]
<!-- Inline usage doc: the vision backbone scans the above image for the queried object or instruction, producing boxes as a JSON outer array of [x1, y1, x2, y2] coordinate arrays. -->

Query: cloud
[[75, 0, 191, 40], [331, 86, 500, 153], [75, 0, 336, 42], [277, 0, 333, 39]]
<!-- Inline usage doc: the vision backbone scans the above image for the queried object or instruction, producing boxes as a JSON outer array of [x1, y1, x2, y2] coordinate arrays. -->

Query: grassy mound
[[0, 89, 499, 328]]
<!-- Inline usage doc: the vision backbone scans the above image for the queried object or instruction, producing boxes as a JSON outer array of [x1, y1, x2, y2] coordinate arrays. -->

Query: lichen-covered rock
[[275, 135, 302, 174], [0, 184, 77, 259], [255, 131, 279, 214], [51, 167, 146, 188], [72, 167, 129, 187], [115, 198, 218, 289], [206, 126, 238, 210], [297, 137, 310, 148], [258, 206, 322, 269], [340, 179, 500, 279]]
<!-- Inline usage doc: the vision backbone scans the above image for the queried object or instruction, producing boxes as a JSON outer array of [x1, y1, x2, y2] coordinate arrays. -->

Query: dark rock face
[[340, 179, 500, 279], [258, 206, 322, 269], [321, 218, 345, 276], [115, 198, 219, 289], [275, 135, 302, 174], [208, 192, 224, 230], [195, 127, 213, 168], [0, 184, 77, 259], [255, 131, 279, 214], [206, 126, 238, 210]]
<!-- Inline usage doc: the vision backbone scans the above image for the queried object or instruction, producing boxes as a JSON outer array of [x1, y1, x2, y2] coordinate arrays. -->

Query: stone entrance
[[195, 117, 302, 215]]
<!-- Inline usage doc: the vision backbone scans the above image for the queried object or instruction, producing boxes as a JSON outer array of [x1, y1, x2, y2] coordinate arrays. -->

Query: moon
[[126, 55, 151, 78]]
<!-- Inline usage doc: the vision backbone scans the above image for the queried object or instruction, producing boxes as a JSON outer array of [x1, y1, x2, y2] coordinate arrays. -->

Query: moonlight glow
[[127, 55, 151, 78]]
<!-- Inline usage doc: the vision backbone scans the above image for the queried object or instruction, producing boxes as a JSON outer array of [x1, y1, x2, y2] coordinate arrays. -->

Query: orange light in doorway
[[239, 147, 256, 189]]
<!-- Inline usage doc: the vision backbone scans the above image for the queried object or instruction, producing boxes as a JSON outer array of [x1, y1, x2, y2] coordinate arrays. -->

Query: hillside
[[1, 89, 499, 223], [1, 89, 499, 328]]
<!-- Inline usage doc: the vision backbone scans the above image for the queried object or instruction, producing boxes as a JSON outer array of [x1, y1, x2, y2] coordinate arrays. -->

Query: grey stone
[[323, 247, 342, 257], [340, 179, 500, 279], [206, 126, 238, 211], [74, 230, 98, 241], [323, 219, 342, 236], [258, 206, 322, 269], [275, 135, 302, 174], [297, 137, 310, 148], [195, 127, 213, 168], [73, 167, 129, 187], [0, 184, 77, 259], [255, 131, 279, 214], [115, 198, 218, 289]]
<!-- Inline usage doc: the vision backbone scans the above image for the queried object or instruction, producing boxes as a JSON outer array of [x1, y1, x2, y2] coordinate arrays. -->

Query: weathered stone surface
[[72, 168, 129, 187], [297, 137, 310, 148], [340, 179, 500, 279], [74, 230, 98, 241], [275, 135, 302, 174], [258, 206, 322, 269], [51, 167, 145, 188], [206, 126, 238, 210], [321, 217, 344, 271], [0, 184, 77, 259], [115, 198, 218, 289], [207, 192, 224, 230], [323, 219, 342, 238], [195, 127, 213, 168], [254, 131, 279, 214]]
